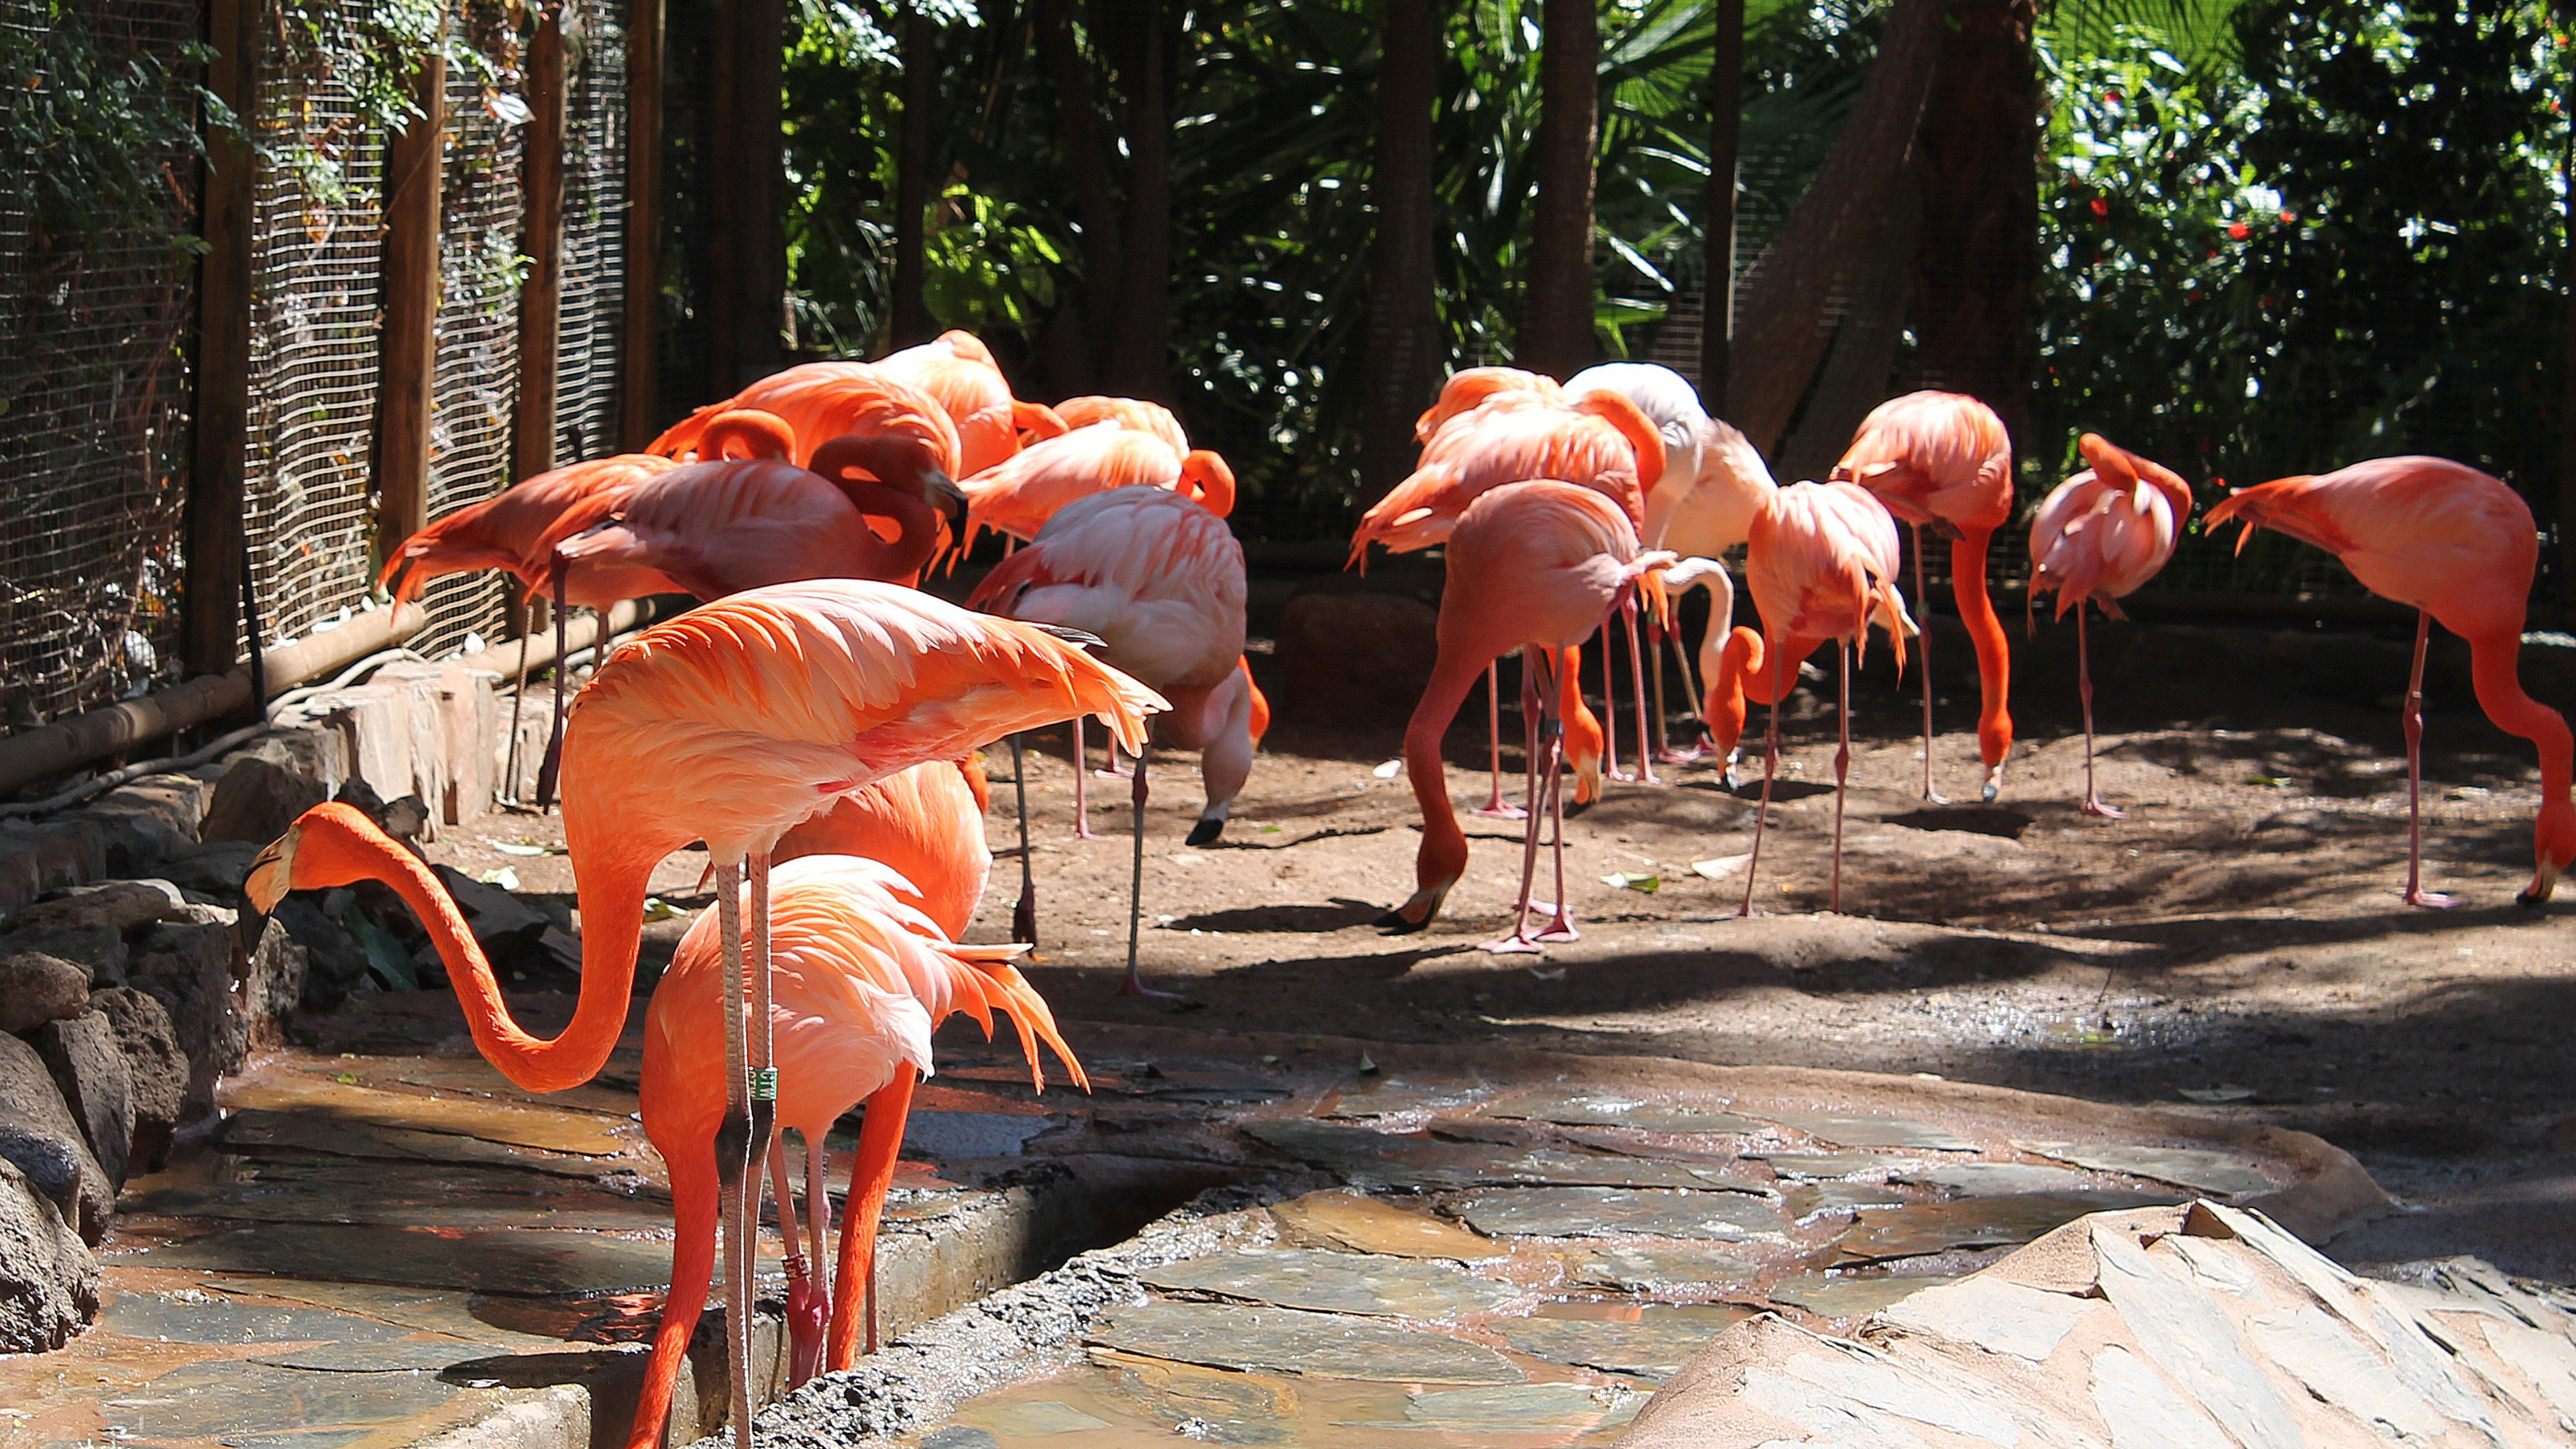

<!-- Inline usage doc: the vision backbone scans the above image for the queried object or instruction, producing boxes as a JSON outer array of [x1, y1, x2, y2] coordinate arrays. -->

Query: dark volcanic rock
[[30, 1012, 135, 1188], [0, 953, 90, 1034], [124, 909, 241, 1116], [0, 1031, 113, 1242], [90, 987, 185, 1173], [0, 1155, 97, 1351], [199, 755, 329, 846]]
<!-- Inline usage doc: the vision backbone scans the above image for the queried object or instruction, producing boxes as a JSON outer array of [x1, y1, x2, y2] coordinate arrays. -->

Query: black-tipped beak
[[246, 833, 293, 914], [924, 470, 968, 533]]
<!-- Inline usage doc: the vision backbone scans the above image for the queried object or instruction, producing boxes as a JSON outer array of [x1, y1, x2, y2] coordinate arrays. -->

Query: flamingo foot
[[1534, 914, 1579, 944], [1473, 799, 1529, 820], [1607, 766, 1638, 784], [1480, 930, 1546, 955], [1923, 787, 1952, 806], [1072, 824, 1101, 841], [1092, 765, 1133, 780], [1116, 969, 1187, 999], [1656, 742, 1703, 764], [1981, 763, 2004, 802], [2081, 798, 2126, 820], [2402, 888, 2457, 910]]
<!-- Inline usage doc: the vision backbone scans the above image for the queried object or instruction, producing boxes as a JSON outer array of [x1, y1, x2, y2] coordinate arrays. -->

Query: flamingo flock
[[239, 325, 2575, 1449]]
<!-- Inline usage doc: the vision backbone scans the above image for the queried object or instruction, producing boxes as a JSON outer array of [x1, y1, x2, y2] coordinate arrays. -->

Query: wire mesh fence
[[557, 1, 629, 464], [0, 0, 199, 722]]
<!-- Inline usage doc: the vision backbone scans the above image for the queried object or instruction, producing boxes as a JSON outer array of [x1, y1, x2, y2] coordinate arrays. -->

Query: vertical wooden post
[[706, 0, 785, 391], [620, 0, 663, 449], [1699, 0, 1743, 417], [183, 0, 260, 678], [376, 40, 449, 556], [516, 5, 568, 481]]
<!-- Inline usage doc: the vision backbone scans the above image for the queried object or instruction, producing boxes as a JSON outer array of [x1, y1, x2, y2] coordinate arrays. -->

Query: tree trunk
[[708, 0, 786, 389], [1912, 0, 2039, 448], [1699, 0, 1744, 417], [1106, 1, 1171, 400], [1034, 0, 1122, 387], [1360, 0, 1442, 492], [892, 3, 936, 346], [2561, 44, 2576, 619], [1522, 0, 1599, 378]]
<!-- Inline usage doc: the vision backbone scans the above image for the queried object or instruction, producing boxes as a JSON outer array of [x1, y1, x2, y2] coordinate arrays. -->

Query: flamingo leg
[[1116, 743, 1183, 998], [1623, 599, 1658, 785], [2402, 608, 2456, 909], [1741, 647, 1784, 918], [826, 1073, 918, 1371], [710, 860, 755, 1449], [2079, 608, 2124, 819], [504, 623, 531, 803], [1599, 624, 1632, 784], [1648, 615, 1671, 761], [1911, 524, 1946, 804], [1070, 717, 1098, 840], [745, 852, 779, 1417], [535, 562, 572, 810], [1474, 661, 1526, 819], [769, 1139, 822, 1388], [1536, 671, 1578, 944], [1831, 640, 1850, 914], [1008, 734, 1038, 946], [623, 1140, 716, 1449], [1486, 647, 1560, 955]]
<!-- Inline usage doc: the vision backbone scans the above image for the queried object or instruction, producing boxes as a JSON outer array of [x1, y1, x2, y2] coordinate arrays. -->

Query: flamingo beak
[[2518, 858, 2561, 908], [246, 828, 298, 914], [922, 470, 968, 535]]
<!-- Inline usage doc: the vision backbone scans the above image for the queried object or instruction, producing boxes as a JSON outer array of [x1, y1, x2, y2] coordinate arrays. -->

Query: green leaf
[[1601, 871, 1661, 894], [341, 904, 419, 991]]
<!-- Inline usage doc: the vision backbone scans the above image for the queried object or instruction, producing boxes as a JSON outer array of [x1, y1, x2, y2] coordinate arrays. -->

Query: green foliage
[[263, 0, 529, 208], [0, 5, 218, 258]]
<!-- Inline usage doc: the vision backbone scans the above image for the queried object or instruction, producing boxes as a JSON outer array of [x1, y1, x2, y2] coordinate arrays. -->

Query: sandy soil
[[425, 643, 2576, 1288]]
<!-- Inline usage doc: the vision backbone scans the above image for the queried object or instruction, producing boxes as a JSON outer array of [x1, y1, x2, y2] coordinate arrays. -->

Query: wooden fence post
[[620, 0, 663, 448], [182, 0, 260, 678], [516, 5, 568, 481], [375, 36, 449, 559]]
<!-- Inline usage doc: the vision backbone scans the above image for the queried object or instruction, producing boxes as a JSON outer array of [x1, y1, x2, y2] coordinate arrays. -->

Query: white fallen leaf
[[1372, 759, 1403, 779], [1601, 871, 1660, 893], [492, 841, 554, 857], [641, 896, 679, 922], [1691, 855, 1751, 880], [476, 866, 520, 892], [2180, 1084, 2257, 1104]]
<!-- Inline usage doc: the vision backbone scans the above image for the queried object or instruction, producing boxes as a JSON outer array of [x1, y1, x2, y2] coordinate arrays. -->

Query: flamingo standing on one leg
[[970, 486, 1252, 995], [2027, 434, 2194, 818], [1377, 480, 1674, 949], [246, 581, 1163, 1449], [2206, 457, 2576, 907], [875, 329, 1068, 474], [1703, 480, 1916, 915], [1833, 391, 2015, 802]]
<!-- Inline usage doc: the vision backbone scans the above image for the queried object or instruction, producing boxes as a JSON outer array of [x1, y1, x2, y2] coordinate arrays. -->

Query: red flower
[[2228, 221, 2251, 239], [2210, 476, 2225, 488], [2090, 197, 2110, 219], [2278, 210, 2296, 223]]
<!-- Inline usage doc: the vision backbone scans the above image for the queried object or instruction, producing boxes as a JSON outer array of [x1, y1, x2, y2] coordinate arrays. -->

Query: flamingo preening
[[875, 329, 1069, 474], [647, 361, 965, 473], [959, 420, 1236, 550], [2207, 457, 2576, 906]]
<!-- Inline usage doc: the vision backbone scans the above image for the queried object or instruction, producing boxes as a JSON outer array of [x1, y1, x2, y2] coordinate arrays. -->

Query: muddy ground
[[419, 614, 2576, 1289]]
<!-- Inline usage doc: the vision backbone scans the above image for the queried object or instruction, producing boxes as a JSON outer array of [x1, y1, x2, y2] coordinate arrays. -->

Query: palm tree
[[1360, 0, 1442, 491]]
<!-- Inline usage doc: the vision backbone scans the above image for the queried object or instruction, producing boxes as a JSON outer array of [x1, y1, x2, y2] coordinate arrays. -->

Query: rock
[[0, 1155, 97, 1352], [0, 927, 123, 989], [239, 914, 310, 1051], [157, 841, 262, 900], [89, 776, 209, 872], [199, 755, 329, 846], [0, 818, 107, 922], [433, 864, 549, 948], [0, 1032, 113, 1242], [125, 910, 242, 1116], [0, 953, 89, 1033], [331, 779, 430, 846], [270, 896, 366, 1012], [29, 1013, 133, 1189], [1276, 591, 1442, 739], [0, 880, 184, 934], [91, 987, 184, 1173]]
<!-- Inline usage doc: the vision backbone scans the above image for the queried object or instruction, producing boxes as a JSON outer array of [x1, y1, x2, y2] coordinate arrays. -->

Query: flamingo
[[1352, 382, 1666, 811], [647, 362, 963, 473], [876, 329, 1068, 475], [246, 580, 1163, 1449], [2027, 434, 2194, 818], [1566, 362, 1780, 770], [1378, 480, 1674, 951], [2206, 457, 2576, 907], [773, 758, 990, 938], [1832, 391, 2016, 802], [1053, 394, 1190, 452], [959, 421, 1236, 550], [1411, 366, 1564, 442], [1703, 480, 1916, 915], [969, 486, 1251, 994], [525, 405, 968, 806]]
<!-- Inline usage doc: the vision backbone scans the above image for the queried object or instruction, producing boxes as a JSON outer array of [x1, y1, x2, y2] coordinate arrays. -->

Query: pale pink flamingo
[[1053, 394, 1190, 452], [2208, 457, 2576, 906], [1411, 366, 1564, 442], [959, 421, 1235, 549], [2027, 433, 2194, 817], [1833, 391, 2015, 802]]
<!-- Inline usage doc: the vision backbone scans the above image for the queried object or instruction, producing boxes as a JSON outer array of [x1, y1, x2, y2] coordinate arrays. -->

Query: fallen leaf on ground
[[1691, 855, 1752, 880], [1601, 871, 1660, 893], [2180, 1084, 2257, 1104], [1373, 759, 1403, 779]]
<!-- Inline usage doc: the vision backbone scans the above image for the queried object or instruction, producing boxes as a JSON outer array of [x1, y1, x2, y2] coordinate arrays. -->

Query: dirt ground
[[425, 627, 2576, 1291]]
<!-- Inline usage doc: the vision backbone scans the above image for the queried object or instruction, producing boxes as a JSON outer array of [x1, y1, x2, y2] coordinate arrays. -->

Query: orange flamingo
[[877, 329, 1068, 475], [378, 454, 678, 606], [1700, 480, 1915, 914], [959, 421, 1236, 549], [971, 486, 1251, 994], [1379, 480, 1674, 951], [247, 580, 1161, 1448], [647, 362, 964, 474], [2207, 457, 2576, 907], [1411, 366, 1564, 442], [1833, 391, 2015, 802], [1053, 394, 1190, 452], [773, 758, 990, 938], [1354, 382, 1666, 810], [2027, 434, 2194, 818]]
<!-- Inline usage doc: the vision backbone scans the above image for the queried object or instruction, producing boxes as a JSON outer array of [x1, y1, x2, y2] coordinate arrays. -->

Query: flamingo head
[[698, 409, 797, 462], [811, 426, 969, 535], [783, 1258, 829, 1387], [247, 802, 404, 913], [2522, 797, 2576, 907]]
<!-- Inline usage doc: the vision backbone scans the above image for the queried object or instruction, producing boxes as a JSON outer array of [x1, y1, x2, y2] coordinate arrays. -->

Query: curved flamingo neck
[[2467, 633, 2576, 877], [335, 826, 651, 1093], [1400, 649, 1486, 919], [1703, 627, 1762, 758], [1742, 631, 1827, 706], [1182, 451, 1236, 517], [835, 477, 946, 582], [1949, 528, 2014, 769]]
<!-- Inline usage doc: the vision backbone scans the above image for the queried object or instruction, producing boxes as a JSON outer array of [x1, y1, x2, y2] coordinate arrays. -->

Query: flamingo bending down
[[1053, 394, 1190, 452], [1411, 366, 1564, 442], [773, 758, 991, 938], [248, 580, 1161, 1449], [1833, 390, 2015, 802], [970, 486, 1251, 994], [647, 362, 964, 474], [2027, 434, 2194, 817], [378, 453, 680, 606], [1379, 480, 1674, 951], [959, 421, 1236, 551], [1702, 480, 1916, 915], [2206, 457, 2576, 906], [875, 329, 1068, 475]]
